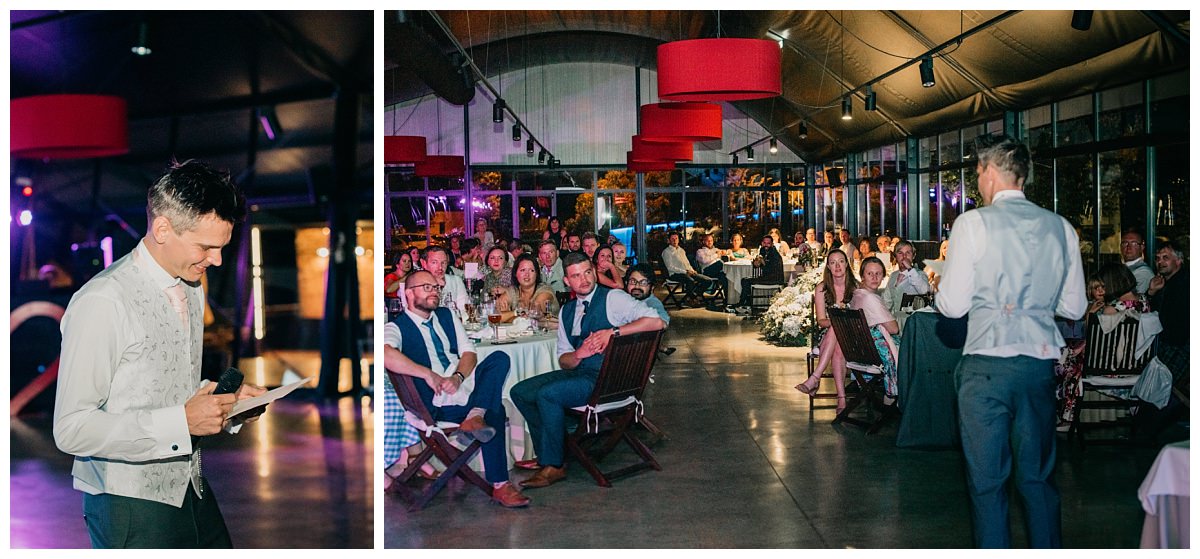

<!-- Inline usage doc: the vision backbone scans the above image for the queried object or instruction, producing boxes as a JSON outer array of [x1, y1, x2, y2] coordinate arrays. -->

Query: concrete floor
[[385, 306, 1185, 548], [10, 351, 374, 549]]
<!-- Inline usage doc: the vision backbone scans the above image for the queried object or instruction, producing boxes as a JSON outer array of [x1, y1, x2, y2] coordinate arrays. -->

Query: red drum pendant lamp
[[631, 135, 693, 162], [11, 94, 129, 159], [626, 151, 677, 173], [384, 135, 427, 164], [657, 38, 781, 101], [639, 102, 722, 143], [413, 155, 465, 178]]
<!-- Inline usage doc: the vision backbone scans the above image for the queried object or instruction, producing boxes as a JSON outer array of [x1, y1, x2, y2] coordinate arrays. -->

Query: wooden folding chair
[[656, 260, 689, 309], [566, 329, 665, 487], [807, 295, 840, 414], [828, 307, 898, 434], [1071, 313, 1156, 447], [746, 267, 783, 317], [384, 370, 492, 511]]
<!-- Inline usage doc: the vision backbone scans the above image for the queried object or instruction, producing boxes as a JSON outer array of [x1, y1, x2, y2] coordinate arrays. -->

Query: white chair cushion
[[1082, 375, 1139, 387]]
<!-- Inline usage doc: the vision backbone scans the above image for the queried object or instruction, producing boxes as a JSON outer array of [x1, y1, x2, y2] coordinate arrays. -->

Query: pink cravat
[[165, 283, 188, 326]]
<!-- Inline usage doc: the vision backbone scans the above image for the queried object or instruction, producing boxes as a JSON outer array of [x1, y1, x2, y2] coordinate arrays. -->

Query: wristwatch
[[611, 326, 620, 337], [452, 371, 467, 383]]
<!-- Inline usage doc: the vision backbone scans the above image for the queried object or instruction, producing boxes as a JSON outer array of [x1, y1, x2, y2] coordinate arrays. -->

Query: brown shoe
[[491, 482, 531, 508], [514, 459, 540, 471], [456, 415, 496, 444], [520, 465, 566, 489]]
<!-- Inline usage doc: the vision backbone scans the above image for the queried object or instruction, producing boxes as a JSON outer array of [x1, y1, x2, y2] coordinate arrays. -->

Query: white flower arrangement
[[758, 267, 824, 346]]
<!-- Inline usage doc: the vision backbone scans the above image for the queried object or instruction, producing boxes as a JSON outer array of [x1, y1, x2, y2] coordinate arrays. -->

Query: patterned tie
[[423, 320, 452, 372], [165, 283, 188, 326]]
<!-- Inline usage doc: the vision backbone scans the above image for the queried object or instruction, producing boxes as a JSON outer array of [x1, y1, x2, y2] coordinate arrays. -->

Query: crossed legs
[[795, 328, 848, 412]]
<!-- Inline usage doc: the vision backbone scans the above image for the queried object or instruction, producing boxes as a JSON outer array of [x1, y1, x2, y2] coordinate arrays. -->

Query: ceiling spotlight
[[747, 147, 755, 161], [526, 138, 535, 156], [1071, 10, 1093, 31], [732, 153, 739, 166], [920, 57, 935, 88], [538, 149, 547, 164], [492, 99, 506, 123], [865, 87, 877, 111], [842, 96, 853, 120], [798, 122, 808, 139], [769, 137, 778, 154], [131, 22, 152, 56], [512, 123, 522, 142]]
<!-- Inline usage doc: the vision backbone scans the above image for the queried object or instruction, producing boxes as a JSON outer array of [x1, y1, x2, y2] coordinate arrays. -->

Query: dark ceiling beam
[[252, 12, 371, 91], [1140, 11, 1190, 45], [118, 130, 374, 164], [130, 83, 336, 120]]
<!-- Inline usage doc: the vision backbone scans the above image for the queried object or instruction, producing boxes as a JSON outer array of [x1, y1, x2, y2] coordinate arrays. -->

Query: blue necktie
[[423, 320, 451, 371]]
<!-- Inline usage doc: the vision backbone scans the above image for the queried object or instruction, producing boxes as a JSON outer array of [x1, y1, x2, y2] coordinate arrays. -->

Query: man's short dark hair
[[566, 232, 581, 241], [461, 238, 481, 252], [147, 159, 245, 231], [974, 134, 1031, 186], [624, 263, 655, 285], [422, 245, 450, 261], [1121, 228, 1145, 242], [582, 232, 598, 242], [562, 251, 591, 270]]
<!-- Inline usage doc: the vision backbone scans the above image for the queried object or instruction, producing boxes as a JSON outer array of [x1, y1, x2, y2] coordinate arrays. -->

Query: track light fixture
[[920, 57, 935, 88], [769, 137, 778, 154], [732, 153, 739, 166], [538, 149, 547, 164], [865, 87, 877, 111], [841, 97, 853, 120], [512, 123, 522, 142], [747, 147, 755, 161], [1071, 10, 1093, 31], [526, 139, 535, 156], [132, 22, 152, 56], [492, 99, 506, 123], [798, 122, 808, 139]]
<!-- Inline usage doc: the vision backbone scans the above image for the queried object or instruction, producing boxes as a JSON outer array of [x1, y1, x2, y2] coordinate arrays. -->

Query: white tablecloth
[[1139, 440, 1190, 548], [474, 333, 559, 466], [724, 258, 798, 303]]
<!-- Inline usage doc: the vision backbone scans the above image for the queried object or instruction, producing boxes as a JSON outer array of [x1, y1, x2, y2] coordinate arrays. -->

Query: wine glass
[[486, 301, 503, 340], [526, 307, 541, 333]]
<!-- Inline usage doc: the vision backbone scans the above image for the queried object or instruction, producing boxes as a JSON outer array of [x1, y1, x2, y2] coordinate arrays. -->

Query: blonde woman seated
[[797, 256, 901, 407], [794, 249, 857, 413], [494, 253, 560, 326], [723, 233, 751, 260]]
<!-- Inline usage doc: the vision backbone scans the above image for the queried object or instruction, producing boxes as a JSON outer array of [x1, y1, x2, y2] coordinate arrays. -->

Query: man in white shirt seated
[[693, 233, 726, 297], [537, 240, 566, 292], [881, 239, 931, 331], [1119, 228, 1155, 294], [661, 230, 713, 302], [382, 270, 531, 508], [54, 160, 267, 548], [510, 252, 664, 488], [420, 245, 469, 317], [838, 228, 860, 263], [804, 228, 823, 254]]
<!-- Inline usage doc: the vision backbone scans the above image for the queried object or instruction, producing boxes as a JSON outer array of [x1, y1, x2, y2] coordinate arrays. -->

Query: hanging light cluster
[[383, 134, 465, 178]]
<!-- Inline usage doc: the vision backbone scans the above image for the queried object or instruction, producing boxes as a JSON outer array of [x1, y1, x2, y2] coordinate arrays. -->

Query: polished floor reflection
[[10, 351, 373, 549], [385, 307, 1182, 548]]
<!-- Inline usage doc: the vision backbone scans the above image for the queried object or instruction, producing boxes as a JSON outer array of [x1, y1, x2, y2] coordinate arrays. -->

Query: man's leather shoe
[[456, 415, 496, 445], [520, 465, 566, 489], [491, 482, 531, 508], [514, 459, 541, 470]]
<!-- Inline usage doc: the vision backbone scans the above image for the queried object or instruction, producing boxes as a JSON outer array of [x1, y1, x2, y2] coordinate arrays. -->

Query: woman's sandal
[[795, 378, 820, 395]]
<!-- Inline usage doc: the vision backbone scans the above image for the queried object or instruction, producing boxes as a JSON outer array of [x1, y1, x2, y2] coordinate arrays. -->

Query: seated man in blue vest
[[510, 252, 665, 488], [383, 270, 530, 508]]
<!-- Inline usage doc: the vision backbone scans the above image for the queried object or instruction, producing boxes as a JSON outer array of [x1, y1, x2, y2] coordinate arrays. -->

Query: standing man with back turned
[[936, 135, 1086, 548], [54, 160, 267, 548]]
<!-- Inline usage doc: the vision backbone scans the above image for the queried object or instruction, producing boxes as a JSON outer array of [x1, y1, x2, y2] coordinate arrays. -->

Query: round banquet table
[[472, 331, 560, 466], [723, 258, 798, 303]]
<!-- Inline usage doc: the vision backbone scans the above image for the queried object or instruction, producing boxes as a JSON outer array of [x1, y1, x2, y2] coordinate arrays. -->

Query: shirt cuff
[[150, 405, 193, 457]]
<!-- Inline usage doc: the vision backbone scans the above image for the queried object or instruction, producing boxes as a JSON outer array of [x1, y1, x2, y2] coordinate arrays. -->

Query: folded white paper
[[230, 376, 313, 417]]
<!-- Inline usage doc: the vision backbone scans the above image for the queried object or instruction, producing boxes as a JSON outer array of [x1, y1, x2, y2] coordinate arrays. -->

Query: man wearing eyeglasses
[[510, 252, 664, 489], [623, 264, 669, 325], [383, 270, 531, 508], [1119, 229, 1155, 294]]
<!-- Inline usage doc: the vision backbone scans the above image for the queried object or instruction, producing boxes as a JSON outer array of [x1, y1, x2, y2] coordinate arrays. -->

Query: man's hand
[[439, 373, 461, 395], [1148, 274, 1165, 296], [423, 370, 445, 396], [581, 329, 615, 357], [185, 383, 237, 436], [232, 383, 268, 423]]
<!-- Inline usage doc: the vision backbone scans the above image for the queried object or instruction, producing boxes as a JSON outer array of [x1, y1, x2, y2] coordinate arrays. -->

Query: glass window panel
[[389, 196, 430, 248], [925, 172, 939, 239], [558, 191, 587, 235], [938, 131, 960, 167], [1057, 94, 1094, 146], [1154, 142, 1189, 250], [388, 170, 425, 193], [1099, 82, 1144, 141], [1056, 154, 1097, 271], [472, 170, 508, 191], [1025, 159, 1054, 214], [1024, 104, 1052, 152], [426, 192, 466, 241], [473, 193, 514, 243], [986, 119, 1003, 135], [1098, 148, 1146, 265], [961, 124, 986, 162], [1151, 71, 1188, 135], [518, 195, 553, 241]]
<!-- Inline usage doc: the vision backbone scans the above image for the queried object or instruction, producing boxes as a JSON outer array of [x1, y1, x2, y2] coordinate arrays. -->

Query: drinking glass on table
[[486, 301, 503, 340]]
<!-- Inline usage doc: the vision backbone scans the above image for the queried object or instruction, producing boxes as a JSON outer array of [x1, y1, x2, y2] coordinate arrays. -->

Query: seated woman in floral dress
[[1054, 263, 1150, 429], [794, 249, 858, 413], [850, 257, 901, 399]]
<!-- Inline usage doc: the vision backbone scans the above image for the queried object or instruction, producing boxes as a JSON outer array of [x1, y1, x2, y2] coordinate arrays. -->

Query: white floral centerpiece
[[759, 266, 824, 346]]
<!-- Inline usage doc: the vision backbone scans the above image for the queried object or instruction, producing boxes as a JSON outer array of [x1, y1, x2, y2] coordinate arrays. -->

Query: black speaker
[[827, 168, 843, 187]]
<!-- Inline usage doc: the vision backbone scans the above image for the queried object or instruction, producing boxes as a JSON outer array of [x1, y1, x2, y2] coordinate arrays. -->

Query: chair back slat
[[1082, 313, 1153, 376], [828, 307, 883, 366], [591, 329, 663, 406], [386, 369, 436, 425]]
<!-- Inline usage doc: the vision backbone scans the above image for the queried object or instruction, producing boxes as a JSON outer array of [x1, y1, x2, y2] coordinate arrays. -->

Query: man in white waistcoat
[[54, 160, 266, 548], [937, 134, 1086, 548]]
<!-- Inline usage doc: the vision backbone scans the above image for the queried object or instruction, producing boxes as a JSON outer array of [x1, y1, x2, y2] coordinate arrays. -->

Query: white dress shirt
[[54, 241, 204, 507], [556, 287, 660, 358], [695, 246, 722, 268], [661, 245, 695, 275], [438, 272, 470, 316], [384, 308, 477, 406], [936, 190, 1087, 358]]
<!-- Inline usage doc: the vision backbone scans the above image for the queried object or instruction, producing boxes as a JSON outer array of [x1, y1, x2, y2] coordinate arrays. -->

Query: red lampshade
[[384, 135, 426, 163], [639, 102, 722, 143], [626, 151, 676, 173], [631, 135, 693, 161], [11, 94, 129, 159], [657, 38, 782, 101], [413, 155, 465, 178]]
